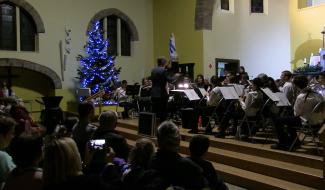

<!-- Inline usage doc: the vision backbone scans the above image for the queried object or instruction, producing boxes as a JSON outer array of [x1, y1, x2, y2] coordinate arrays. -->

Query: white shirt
[[206, 86, 223, 106], [115, 87, 128, 102], [294, 90, 324, 125], [239, 90, 264, 117], [280, 81, 296, 105]]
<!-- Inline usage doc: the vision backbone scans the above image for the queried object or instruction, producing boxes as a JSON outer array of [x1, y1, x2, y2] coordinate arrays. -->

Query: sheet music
[[219, 87, 239, 100], [183, 89, 200, 101], [261, 88, 280, 102], [232, 84, 245, 97], [275, 92, 291, 107], [198, 88, 207, 97]]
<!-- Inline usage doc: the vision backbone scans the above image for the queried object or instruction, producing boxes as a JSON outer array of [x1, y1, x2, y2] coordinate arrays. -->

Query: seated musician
[[215, 77, 264, 138], [114, 80, 132, 119], [190, 75, 223, 134], [313, 71, 325, 99], [271, 75, 324, 151], [194, 74, 207, 90]]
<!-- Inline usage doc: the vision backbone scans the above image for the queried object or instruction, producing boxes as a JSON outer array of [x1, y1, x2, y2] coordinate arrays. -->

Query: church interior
[[1, 0, 325, 189]]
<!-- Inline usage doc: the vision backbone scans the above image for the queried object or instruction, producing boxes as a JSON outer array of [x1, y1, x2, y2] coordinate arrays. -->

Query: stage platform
[[114, 117, 323, 190]]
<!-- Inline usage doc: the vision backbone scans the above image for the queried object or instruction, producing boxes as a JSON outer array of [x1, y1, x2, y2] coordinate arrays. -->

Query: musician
[[115, 80, 132, 119], [194, 74, 206, 89], [215, 77, 264, 138], [315, 72, 325, 99], [190, 75, 223, 134], [272, 75, 324, 151], [151, 57, 174, 122], [279, 70, 297, 105], [139, 77, 152, 112]]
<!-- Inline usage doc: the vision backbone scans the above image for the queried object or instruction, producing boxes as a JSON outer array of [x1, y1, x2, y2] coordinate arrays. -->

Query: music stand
[[126, 85, 140, 96]]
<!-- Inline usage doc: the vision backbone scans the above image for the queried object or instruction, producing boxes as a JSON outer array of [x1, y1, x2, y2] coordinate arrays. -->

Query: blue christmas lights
[[77, 20, 121, 104]]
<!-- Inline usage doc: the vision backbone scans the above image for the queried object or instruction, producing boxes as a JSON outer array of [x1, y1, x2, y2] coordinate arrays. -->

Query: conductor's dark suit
[[151, 66, 173, 121]]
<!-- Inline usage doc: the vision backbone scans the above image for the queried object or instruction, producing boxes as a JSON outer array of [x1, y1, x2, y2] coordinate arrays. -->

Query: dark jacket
[[92, 129, 130, 161], [188, 156, 228, 190], [149, 150, 208, 190], [150, 67, 173, 98]]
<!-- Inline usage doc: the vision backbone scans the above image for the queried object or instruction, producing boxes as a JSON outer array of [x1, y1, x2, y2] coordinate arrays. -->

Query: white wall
[[0, 0, 153, 87], [203, 0, 291, 79]]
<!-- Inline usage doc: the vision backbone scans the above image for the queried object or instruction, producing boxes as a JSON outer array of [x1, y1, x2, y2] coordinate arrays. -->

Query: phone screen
[[89, 139, 106, 150]]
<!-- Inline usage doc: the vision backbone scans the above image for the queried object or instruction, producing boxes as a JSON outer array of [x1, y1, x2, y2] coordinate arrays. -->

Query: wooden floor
[[115, 117, 323, 190]]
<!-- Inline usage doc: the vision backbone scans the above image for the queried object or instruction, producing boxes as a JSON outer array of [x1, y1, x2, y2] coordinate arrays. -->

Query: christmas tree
[[77, 20, 121, 100]]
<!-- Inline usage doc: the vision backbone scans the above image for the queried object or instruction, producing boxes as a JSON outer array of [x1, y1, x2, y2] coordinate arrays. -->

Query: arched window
[[89, 8, 139, 57], [100, 15, 132, 56], [0, 2, 37, 51]]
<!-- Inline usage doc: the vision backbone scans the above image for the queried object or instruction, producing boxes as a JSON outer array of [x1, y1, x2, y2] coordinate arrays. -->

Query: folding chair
[[289, 101, 325, 152], [205, 98, 224, 129], [237, 99, 268, 142]]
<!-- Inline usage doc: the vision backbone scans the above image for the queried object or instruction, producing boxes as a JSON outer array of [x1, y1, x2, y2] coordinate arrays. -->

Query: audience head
[[78, 102, 95, 120], [293, 75, 308, 90], [281, 70, 292, 82], [43, 137, 82, 185], [98, 110, 118, 131], [10, 134, 43, 168], [128, 138, 155, 169], [157, 57, 167, 67], [0, 116, 16, 149], [157, 121, 180, 152], [189, 135, 210, 158]]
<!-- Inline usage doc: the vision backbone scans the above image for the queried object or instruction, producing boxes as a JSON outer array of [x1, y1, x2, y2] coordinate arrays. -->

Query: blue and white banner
[[169, 33, 178, 61]]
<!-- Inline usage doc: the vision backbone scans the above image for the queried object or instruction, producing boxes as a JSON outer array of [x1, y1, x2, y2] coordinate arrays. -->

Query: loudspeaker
[[138, 112, 156, 137]]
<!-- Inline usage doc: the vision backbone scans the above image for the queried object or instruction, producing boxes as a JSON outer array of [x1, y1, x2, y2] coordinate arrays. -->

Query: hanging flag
[[169, 33, 178, 62]]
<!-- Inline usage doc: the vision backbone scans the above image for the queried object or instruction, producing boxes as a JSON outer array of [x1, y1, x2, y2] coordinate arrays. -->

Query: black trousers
[[151, 97, 168, 122], [274, 116, 300, 147]]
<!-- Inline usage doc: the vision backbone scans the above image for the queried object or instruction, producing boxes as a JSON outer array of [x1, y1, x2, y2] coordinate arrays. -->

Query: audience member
[[72, 102, 96, 161], [43, 137, 109, 190], [149, 121, 209, 190], [93, 110, 130, 161], [122, 138, 156, 190], [188, 135, 228, 190], [0, 117, 16, 190], [4, 134, 43, 190]]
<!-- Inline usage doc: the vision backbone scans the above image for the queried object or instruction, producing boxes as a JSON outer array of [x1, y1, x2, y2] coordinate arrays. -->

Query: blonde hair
[[128, 138, 155, 168], [43, 137, 82, 185]]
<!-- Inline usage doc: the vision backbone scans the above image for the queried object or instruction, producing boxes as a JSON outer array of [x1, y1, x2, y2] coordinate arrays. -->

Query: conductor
[[151, 57, 174, 122]]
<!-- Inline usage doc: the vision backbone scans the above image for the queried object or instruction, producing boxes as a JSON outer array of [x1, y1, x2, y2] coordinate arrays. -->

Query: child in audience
[[0, 117, 16, 190], [122, 138, 155, 190], [188, 135, 228, 190], [4, 134, 43, 190]]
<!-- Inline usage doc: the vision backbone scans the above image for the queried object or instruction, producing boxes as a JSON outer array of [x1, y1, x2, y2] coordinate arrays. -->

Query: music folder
[[275, 92, 291, 107], [219, 87, 239, 100], [261, 88, 280, 102]]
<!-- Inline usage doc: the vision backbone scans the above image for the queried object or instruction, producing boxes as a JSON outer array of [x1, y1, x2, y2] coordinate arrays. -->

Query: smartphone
[[89, 139, 106, 150]]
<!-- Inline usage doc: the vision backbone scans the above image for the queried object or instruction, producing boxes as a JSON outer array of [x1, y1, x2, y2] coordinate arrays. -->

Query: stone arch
[[0, 0, 45, 33], [195, 0, 216, 30], [0, 58, 62, 89], [88, 8, 139, 41]]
